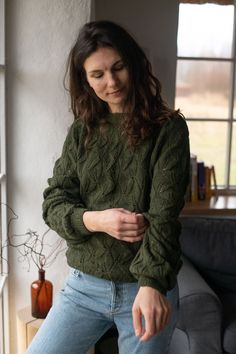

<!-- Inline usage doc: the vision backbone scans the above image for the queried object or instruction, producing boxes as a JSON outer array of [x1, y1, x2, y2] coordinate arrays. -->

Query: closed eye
[[88, 60, 126, 79], [112, 61, 126, 72], [90, 71, 103, 79]]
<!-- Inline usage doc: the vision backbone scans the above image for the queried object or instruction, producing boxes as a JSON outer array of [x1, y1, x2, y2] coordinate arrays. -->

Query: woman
[[26, 20, 190, 354]]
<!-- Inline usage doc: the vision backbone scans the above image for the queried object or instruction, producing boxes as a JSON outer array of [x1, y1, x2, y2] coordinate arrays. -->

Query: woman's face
[[84, 47, 129, 113]]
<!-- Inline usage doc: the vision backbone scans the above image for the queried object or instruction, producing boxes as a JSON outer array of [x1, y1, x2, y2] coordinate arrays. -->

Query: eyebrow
[[87, 59, 124, 74]]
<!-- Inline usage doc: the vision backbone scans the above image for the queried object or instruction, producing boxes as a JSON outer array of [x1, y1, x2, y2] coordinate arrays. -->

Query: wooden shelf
[[16, 306, 44, 354], [182, 195, 236, 216], [17, 306, 95, 354]]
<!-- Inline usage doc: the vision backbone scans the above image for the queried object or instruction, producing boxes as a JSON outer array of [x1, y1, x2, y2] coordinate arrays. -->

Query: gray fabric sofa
[[170, 216, 236, 354]]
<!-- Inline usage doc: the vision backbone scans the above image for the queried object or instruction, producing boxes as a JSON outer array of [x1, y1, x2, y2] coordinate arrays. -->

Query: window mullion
[[178, 56, 233, 62], [225, 2, 236, 188]]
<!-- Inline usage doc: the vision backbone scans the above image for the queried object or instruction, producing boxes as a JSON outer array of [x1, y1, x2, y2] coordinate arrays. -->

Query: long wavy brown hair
[[64, 20, 180, 146]]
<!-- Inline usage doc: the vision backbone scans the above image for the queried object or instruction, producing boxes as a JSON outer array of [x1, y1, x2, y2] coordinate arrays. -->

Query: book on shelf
[[185, 154, 217, 203], [197, 161, 205, 200], [205, 166, 212, 200], [190, 154, 198, 202]]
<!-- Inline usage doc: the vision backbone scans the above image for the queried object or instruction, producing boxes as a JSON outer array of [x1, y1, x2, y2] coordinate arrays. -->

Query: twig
[[1, 203, 66, 272]]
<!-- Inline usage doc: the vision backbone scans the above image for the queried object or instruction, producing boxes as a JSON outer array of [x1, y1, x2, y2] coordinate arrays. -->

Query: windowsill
[[182, 195, 236, 216]]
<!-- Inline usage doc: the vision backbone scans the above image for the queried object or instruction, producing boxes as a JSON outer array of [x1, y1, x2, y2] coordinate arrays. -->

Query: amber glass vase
[[31, 269, 53, 319]]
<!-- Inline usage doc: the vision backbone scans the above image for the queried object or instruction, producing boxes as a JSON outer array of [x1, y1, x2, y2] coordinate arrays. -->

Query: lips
[[108, 89, 122, 95]]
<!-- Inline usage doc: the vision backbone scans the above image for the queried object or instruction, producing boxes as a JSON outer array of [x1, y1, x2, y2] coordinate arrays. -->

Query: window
[[0, 0, 9, 353], [175, 1, 236, 190]]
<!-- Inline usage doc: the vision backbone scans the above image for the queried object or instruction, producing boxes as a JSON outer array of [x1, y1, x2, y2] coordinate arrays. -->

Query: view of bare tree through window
[[187, 121, 228, 185], [175, 3, 235, 188], [176, 60, 230, 119]]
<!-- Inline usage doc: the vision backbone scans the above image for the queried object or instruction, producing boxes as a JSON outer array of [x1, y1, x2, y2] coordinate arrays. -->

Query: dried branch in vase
[[1, 203, 66, 272]]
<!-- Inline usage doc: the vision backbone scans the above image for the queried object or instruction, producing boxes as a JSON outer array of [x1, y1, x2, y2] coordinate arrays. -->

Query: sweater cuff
[[70, 208, 92, 236], [138, 276, 167, 295]]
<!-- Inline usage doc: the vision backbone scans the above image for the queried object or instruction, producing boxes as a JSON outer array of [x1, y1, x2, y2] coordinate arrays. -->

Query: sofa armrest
[[171, 256, 222, 354], [178, 256, 220, 300]]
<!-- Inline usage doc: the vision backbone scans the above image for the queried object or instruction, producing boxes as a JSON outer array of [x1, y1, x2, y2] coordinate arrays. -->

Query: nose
[[106, 71, 119, 88]]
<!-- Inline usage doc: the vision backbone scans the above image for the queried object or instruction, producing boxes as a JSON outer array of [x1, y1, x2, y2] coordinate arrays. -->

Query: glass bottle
[[31, 268, 53, 319]]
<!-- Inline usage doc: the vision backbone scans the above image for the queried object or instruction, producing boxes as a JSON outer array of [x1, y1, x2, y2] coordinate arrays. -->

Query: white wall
[[6, 1, 91, 353], [95, 0, 179, 108]]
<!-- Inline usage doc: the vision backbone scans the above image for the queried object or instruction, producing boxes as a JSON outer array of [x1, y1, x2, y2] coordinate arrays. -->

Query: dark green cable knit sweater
[[42, 113, 190, 294]]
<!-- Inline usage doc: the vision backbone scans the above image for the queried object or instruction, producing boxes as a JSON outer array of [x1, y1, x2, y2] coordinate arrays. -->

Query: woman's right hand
[[83, 208, 147, 243]]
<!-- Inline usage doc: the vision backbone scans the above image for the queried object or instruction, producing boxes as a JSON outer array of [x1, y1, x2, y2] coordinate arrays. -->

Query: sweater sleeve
[[129, 116, 190, 294], [42, 120, 92, 245]]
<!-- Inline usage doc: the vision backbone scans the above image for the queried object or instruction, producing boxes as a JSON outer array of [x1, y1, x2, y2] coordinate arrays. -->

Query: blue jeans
[[26, 268, 179, 354]]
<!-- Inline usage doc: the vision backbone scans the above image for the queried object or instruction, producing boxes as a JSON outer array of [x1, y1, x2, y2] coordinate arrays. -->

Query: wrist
[[137, 277, 167, 295], [83, 211, 101, 232]]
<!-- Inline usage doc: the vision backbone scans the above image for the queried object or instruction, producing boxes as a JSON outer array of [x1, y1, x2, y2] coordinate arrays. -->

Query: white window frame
[[0, 0, 9, 353], [176, 1, 236, 192]]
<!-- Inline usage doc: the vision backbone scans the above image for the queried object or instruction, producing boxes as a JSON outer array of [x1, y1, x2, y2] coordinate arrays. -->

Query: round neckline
[[106, 113, 124, 122]]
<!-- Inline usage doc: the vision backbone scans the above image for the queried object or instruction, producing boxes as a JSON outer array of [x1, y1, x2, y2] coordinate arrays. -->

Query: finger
[[156, 298, 165, 332], [163, 302, 171, 328], [156, 300, 171, 332], [117, 225, 147, 236], [135, 213, 146, 222], [132, 306, 143, 337], [136, 214, 149, 227], [119, 235, 144, 243], [140, 311, 156, 342], [122, 213, 144, 225], [116, 208, 132, 214], [155, 308, 163, 333], [156, 311, 168, 332], [117, 223, 144, 231], [136, 226, 148, 235]]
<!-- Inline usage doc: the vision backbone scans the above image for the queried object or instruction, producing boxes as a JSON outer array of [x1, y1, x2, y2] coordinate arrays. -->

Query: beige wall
[[6, 1, 91, 353]]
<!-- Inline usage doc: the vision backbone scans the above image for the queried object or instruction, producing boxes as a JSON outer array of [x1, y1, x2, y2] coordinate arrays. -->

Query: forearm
[[130, 218, 182, 294], [43, 193, 92, 244], [130, 116, 190, 294]]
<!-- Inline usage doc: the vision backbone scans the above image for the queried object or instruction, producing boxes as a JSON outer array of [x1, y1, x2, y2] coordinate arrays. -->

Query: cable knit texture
[[42, 113, 190, 294]]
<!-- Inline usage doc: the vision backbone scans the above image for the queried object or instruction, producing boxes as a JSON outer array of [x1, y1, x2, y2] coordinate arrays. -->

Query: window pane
[[178, 4, 234, 58], [175, 60, 230, 118], [230, 122, 236, 186], [187, 121, 227, 186]]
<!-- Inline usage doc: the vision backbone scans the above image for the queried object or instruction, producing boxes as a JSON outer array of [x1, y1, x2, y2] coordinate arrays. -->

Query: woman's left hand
[[132, 286, 171, 342]]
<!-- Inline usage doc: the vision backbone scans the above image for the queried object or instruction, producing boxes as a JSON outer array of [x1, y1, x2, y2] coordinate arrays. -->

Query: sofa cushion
[[220, 293, 236, 354], [180, 217, 236, 293], [223, 320, 236, 354], [169, 328, 190, 354]]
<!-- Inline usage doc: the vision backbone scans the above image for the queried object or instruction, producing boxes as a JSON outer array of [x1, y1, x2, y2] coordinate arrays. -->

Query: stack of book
[[185, 154, 217, 202]]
